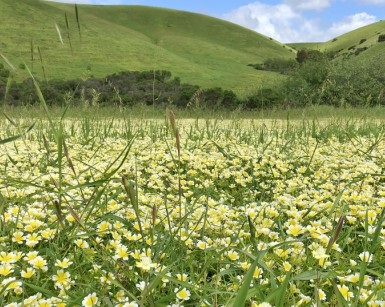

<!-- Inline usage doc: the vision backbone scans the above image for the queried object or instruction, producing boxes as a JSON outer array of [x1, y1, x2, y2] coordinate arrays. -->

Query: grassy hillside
[[289, 21, 385, 64], [322, 20, 385, 54], [0, 0, 295, 95], [287, 42, 324, 50]]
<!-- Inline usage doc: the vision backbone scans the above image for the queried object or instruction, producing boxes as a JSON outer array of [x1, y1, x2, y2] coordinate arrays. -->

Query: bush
[[245, 88, 282, 109], [282, 57, 385, 107], [378, 34, 385, 42], [296, 49, 324, 63], [359, 38, 367, 44], [249, 58, 297, 74]]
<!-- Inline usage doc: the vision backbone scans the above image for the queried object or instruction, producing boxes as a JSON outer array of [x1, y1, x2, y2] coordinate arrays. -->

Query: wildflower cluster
[[1, 118, 385, 305]]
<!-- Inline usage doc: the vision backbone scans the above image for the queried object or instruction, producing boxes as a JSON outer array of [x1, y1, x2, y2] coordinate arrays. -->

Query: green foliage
[[0, 70, 242, 109], [359, 38, 367, 44], [282, 56, 385, 107], [378, 34, 385, 42], [249, 58, 298, 74], [245, 88, 282, 109], [295, 48, 324, 63], [0, 63, 10, 84]]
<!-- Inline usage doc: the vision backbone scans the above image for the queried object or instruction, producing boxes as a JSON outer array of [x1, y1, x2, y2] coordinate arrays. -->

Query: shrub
[[0, 63, 10, 83], [245, 88, 282, 109], [359, 38, 367, 44], [354, 47, 368, 56], [296, 49, 324, 64]]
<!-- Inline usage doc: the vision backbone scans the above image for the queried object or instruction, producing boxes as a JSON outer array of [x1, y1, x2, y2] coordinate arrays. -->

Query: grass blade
[[55, 23, 64, 45], [75, 4, 81, 41], [229, 258, 258, 306]]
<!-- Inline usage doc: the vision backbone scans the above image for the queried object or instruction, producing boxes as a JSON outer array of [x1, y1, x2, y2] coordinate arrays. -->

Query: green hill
[[289, 20, 385, 63], [322, 20, 385, 56], [0, 0, 295, 95]]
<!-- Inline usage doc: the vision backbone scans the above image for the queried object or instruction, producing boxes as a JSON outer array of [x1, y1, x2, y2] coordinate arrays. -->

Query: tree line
[[1, 47, 385, 109], [249, 48, 385, 108]]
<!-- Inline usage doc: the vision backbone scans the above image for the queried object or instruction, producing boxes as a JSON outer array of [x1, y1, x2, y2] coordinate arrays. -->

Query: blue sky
[[47, 0, 385, 43]]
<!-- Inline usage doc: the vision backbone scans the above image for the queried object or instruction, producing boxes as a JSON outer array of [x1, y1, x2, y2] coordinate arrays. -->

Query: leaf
[[23, 282, 55, 297], [0, 122, 35, 145], [0, 53, 16, 71], [229, 258, 258, 306], [275, 272, 291, 307], [0, 134, 22, 145]]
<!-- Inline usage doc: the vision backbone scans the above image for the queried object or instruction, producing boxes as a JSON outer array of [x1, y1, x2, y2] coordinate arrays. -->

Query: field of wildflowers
[[1, 113, 385, 306]]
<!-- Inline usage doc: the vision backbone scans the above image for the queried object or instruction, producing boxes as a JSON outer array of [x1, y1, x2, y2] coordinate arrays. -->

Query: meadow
[[2, 1, 385, 305], [1, 106, 385, 306]]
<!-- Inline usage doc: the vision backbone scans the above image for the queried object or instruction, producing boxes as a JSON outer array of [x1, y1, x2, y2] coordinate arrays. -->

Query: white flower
[[359, 251, 373, 263]]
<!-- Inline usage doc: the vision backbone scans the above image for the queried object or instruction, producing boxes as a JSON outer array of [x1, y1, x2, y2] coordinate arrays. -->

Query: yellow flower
[[97, 221, 111, 233], [37, 299, 51, 307], [24, 251, 39, 263], [0, 264, 14, 276], [75, 239, 89, 249], [52, 270, 71, 289], [312, 246, 329, 261], [359, 251, 373, 263], [337, 284, 353, 301], [240, 262, 250, 270], [12, 231, 25, 244], [55, 258, 73, 269], [318, 289, 326, 301], [1, 277, 22, 295], [21, 268, 36, 279], [282, 261, 292, 272], [135, 256, 156, 272], [175, 288, 191, 301], [0, 252, 14, 263], [176, 273, 188, 281], [41, 228, 56, 240], [24, 219, 42, 232], [82, 292, 99, 307], [197, 240, 209, 249], [286, 224, 304, 237], [227, 250, 239, 261], [346, 273, 360, 283], [25, 233, 42, 247], [31, 256, 48, 271], [253, 267, 263, 278], [114, 245, 129, 260]]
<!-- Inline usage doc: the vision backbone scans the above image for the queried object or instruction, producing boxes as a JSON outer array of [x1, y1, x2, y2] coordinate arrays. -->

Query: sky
[[46, 0, 385, 43]]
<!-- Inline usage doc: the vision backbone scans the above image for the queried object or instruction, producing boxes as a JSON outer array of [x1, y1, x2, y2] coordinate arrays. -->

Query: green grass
[[0, 0, 294, 95], [5, 104, 385, 121], [287, 42, 325, 50]]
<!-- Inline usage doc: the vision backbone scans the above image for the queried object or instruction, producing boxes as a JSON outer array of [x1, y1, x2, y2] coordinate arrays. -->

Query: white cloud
[[283, 0, 331, 11], [328, 12, 377, 37], [223, 2, 301, 42], [359, 0, 385, 4], [223, 1, 378, 43], [223, 2, 330, 42]]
